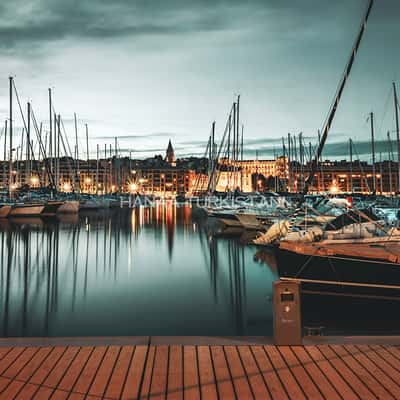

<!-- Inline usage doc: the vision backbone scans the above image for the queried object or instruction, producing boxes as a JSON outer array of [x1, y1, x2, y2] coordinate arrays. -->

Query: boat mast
[[303, 0, 374, 195], [287, 133, 291, 192], [349, 138, 353, 193], [387, 131, 393, 194], [27, 102, 31, 189], [48, 88, 53, 179], [9, 76, 13, 198], [85, 123, 89, 193], [74, 113, 80, 194], [393, 82, 400, 193], [3, 120, 7, 190], [370, 112, 376, 193], [96, 144, 99, 194]]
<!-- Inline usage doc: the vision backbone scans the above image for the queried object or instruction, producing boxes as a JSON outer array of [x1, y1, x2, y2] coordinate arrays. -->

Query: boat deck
[[280, 240, 400, 264], [1, 338, 400, 399]]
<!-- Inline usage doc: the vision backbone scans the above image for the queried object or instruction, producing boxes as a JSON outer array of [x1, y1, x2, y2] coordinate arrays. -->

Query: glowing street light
[[129, 183, 137, 192], [63, 182, 71, 192]]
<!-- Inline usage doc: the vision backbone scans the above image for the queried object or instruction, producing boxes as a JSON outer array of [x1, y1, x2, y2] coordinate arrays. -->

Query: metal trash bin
[[273, 280, 302, 345]]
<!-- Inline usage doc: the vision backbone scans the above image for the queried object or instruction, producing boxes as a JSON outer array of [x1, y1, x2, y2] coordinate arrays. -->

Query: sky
[[0, 0, 399, 161]]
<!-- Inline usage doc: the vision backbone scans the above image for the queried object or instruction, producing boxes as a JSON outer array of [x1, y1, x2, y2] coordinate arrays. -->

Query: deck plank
[[0, 343, 398, 399], [351, 345, 400, 398], [120, 345, 148, 400], [86, 345, 121, 398], [237, 346, 271, 399], [104, 345, 135, 400], [138, 345, 156, 400], [330, 344, 394, 399], [224, 345, 254, 399], [264, 345, 306, 399], [317, 345, 376, 399], [0, 347, 26, 375], [197, 346, 218, 400], [278, 346, 323, 399], [167, 345, 183, 400], [71, 345, 107, 396], [210, 346, 236, 399], [250, 345, 288, 399], [149, 345, 169, 400], [290, 346, 341, 400], [303, 345, 358, 400], [0, 348, 12, 360]]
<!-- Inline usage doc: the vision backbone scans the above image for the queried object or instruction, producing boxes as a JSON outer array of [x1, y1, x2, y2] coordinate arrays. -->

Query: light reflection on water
[[0, 204, 278, 337]]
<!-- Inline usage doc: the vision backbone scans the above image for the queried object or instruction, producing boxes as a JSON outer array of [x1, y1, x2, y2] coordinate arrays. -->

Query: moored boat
[[9, 203, 46, 217], [57, 200, 80, 214], [0, 204, 12, 218]]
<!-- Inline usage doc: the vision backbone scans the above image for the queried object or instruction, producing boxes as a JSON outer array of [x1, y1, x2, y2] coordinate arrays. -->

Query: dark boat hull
[[276, 247, 400, 298]]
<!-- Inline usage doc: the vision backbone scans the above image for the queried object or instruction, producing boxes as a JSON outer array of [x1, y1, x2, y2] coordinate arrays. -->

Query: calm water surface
[[0, 204, 277, 337]]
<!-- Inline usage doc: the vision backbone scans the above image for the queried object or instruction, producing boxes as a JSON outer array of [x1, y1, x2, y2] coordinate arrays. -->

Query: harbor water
[[0, 203, 276, 337]]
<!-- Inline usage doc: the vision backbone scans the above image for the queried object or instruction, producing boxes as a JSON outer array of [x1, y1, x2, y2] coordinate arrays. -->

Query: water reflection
[[0, 204, 277, 337]]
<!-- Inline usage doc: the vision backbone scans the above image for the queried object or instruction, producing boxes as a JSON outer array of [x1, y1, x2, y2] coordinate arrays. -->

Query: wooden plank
[[104, 345, 135, 400], [330, 345, 394, 399], [71, 346, 107, 396], [197, 346, 218, 400], [0, 348, 12, 360], [291, 346, 341, 400], [15, 347, 53, 382], [357, 345, 400, 382], [2, 347, 38, 379], [29, 385, 54, 399], [224, 345, 253, 399], [149, 345, 169, 400], [0, 378, 11, 395], [264, 345, 306, 400], [29, 347, 67, 386], [316, 345, 375, 399], [87, 345, 121, 398], [278, 346, 323, 399], [0, 380, 25, 400], [302, 346, 357, 400], [0, 348, 26, 375], [57, 347, 94, 393], [210, 346, 236, 399], [250, 346, 288, 399], [183, 346, 200, 400], [167, 345, 183, 400], [138, 345, 156, 400], [42, 347, 80, 389], [14, 383, 40, 400], [120, 346, 148, 400], [237, 346, 270, 399], [349, 345, 400, 398], [380, 345, 400, 366]]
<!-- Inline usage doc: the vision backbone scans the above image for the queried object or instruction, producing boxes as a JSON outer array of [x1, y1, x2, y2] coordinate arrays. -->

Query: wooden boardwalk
[[1, 343, 400, 399]]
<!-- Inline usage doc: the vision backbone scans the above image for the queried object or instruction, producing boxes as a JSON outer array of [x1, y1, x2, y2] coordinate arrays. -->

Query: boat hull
[[41, 201, 64, 217], [9, 204, 45, 217], [57, 200, 80, 214], [276, 246, 400, 297], [0, 205, 12, 218]]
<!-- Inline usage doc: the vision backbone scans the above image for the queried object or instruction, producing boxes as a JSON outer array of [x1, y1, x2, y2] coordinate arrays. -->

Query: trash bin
[[273, 280, 302, 345]]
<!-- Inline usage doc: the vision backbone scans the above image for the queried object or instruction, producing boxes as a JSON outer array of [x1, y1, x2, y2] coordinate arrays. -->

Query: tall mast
[[48, 88, 53, 177], [104, 143, 107, 193], [85, 123, 89, 192], [349, 138, 353, 193], [241, 124, 244, 192], [9, 76, 13, 198], [287, 133, 291, 192], [96, 144, 99, 194], [57, 114, 61, 192], [27, 102, 31, 187], [370, 112, 376, 193], [3, 120, 7, 190], [393, 82, 400, 193], [387, 131, 393, 194], [74, 113, 80, 194], [304, 0, 374, 195]]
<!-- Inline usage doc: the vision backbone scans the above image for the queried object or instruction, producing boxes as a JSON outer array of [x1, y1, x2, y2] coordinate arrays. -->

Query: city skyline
[[1, 0, 400, 161]]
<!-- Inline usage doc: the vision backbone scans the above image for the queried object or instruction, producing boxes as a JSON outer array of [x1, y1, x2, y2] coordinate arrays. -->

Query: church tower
[[165, 139, 176, 165]]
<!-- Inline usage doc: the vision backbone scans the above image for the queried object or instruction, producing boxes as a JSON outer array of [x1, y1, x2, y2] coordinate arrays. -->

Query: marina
[[2, 0, 400, 397]]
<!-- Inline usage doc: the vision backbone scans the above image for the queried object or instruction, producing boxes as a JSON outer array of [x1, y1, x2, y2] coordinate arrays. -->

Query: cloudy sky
[[0, 0, 399, 161]]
